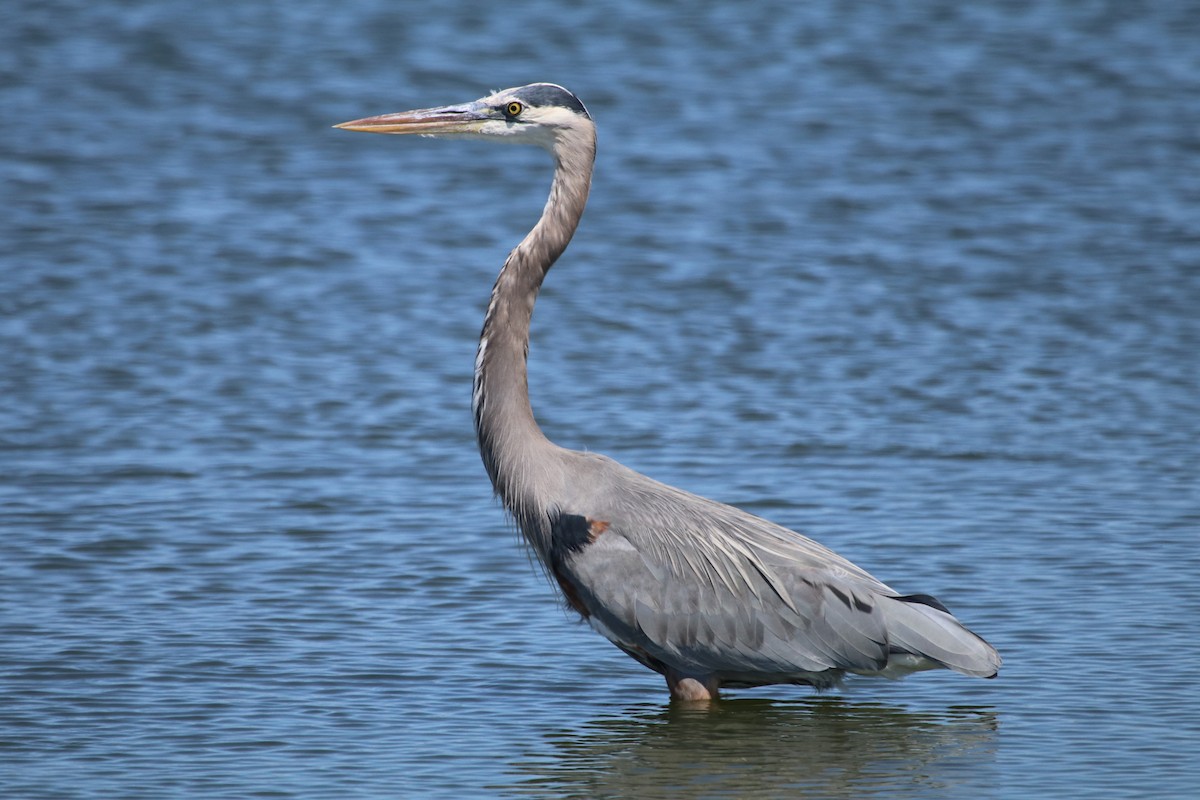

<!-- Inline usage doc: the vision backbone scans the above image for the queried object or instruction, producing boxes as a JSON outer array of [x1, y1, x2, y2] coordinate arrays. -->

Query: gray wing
[[551, 466, 1000, 682]]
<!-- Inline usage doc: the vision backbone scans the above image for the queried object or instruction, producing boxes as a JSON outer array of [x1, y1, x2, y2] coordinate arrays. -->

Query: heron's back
[[540, 451, 1000, 685]]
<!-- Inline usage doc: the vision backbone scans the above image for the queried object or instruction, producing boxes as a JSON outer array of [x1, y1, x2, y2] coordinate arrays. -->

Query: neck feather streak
[[472, 126, 596, 527]]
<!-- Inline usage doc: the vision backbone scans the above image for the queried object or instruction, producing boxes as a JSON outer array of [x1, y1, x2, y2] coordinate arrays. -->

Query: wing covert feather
[[561, 518, 893, 676], [546, 456, 998, 682]]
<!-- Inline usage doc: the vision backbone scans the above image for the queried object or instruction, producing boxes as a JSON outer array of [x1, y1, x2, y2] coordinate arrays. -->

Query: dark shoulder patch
[[549, 513, 607, 559], [893, 593, 952, 615], [518, 83, 590, 118]]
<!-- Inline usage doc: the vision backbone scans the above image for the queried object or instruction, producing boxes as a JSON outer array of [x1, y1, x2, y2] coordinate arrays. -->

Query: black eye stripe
[[515, 84, 589, 117]]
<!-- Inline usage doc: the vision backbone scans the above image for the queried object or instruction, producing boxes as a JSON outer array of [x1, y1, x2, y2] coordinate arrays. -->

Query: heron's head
[[335, 83, 592, 152]]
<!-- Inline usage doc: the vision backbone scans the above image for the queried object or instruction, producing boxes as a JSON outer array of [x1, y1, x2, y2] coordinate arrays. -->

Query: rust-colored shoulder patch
[[587, 518, 609, 542]]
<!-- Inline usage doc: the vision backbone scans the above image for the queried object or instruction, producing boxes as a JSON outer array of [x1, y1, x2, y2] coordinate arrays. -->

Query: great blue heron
[[336, 83, 1001, 701]]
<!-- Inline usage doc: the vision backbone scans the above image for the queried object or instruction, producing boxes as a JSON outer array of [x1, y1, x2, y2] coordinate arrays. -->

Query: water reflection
[[505, 698, 998, 799]]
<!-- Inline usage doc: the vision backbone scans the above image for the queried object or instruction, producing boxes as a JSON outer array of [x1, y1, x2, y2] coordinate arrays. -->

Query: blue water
[[3, 1, 1199, 797]]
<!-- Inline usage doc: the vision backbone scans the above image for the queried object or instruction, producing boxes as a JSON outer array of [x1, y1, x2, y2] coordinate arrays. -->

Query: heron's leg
[[665, 669, 720, 702]]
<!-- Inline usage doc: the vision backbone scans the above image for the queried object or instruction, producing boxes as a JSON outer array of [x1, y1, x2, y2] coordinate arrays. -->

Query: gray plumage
[[336, 83, 1001, 700]]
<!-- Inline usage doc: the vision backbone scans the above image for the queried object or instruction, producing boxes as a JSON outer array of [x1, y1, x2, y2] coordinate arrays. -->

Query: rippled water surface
[[3, 1, 1199, 798]]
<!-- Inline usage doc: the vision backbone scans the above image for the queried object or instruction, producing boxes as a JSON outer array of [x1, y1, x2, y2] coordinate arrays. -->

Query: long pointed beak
[[334, 102, 488, 136]]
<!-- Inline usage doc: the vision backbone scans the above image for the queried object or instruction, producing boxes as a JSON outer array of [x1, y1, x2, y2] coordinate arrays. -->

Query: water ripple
[[3, 1, 1198, 798]]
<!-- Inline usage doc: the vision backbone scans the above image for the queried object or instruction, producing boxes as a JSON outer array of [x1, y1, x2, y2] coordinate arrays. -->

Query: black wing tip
[[892, 593, 953, 615]]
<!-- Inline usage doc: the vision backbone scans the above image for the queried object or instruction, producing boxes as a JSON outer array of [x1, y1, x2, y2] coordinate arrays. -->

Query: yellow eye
[[505, 101, 523, 117]]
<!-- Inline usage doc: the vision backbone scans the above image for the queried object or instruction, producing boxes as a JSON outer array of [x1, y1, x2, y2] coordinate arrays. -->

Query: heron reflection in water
[[511, 699, 999, 797], [336, 83, 1000, 701]]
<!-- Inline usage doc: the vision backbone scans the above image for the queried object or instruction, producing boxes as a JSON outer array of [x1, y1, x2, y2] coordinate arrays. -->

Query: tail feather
[[879, 594, 1001, 678]]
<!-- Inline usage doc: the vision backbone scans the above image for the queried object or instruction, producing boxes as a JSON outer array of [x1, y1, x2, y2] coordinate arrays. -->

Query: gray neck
[[472, 128, 596, 529]]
